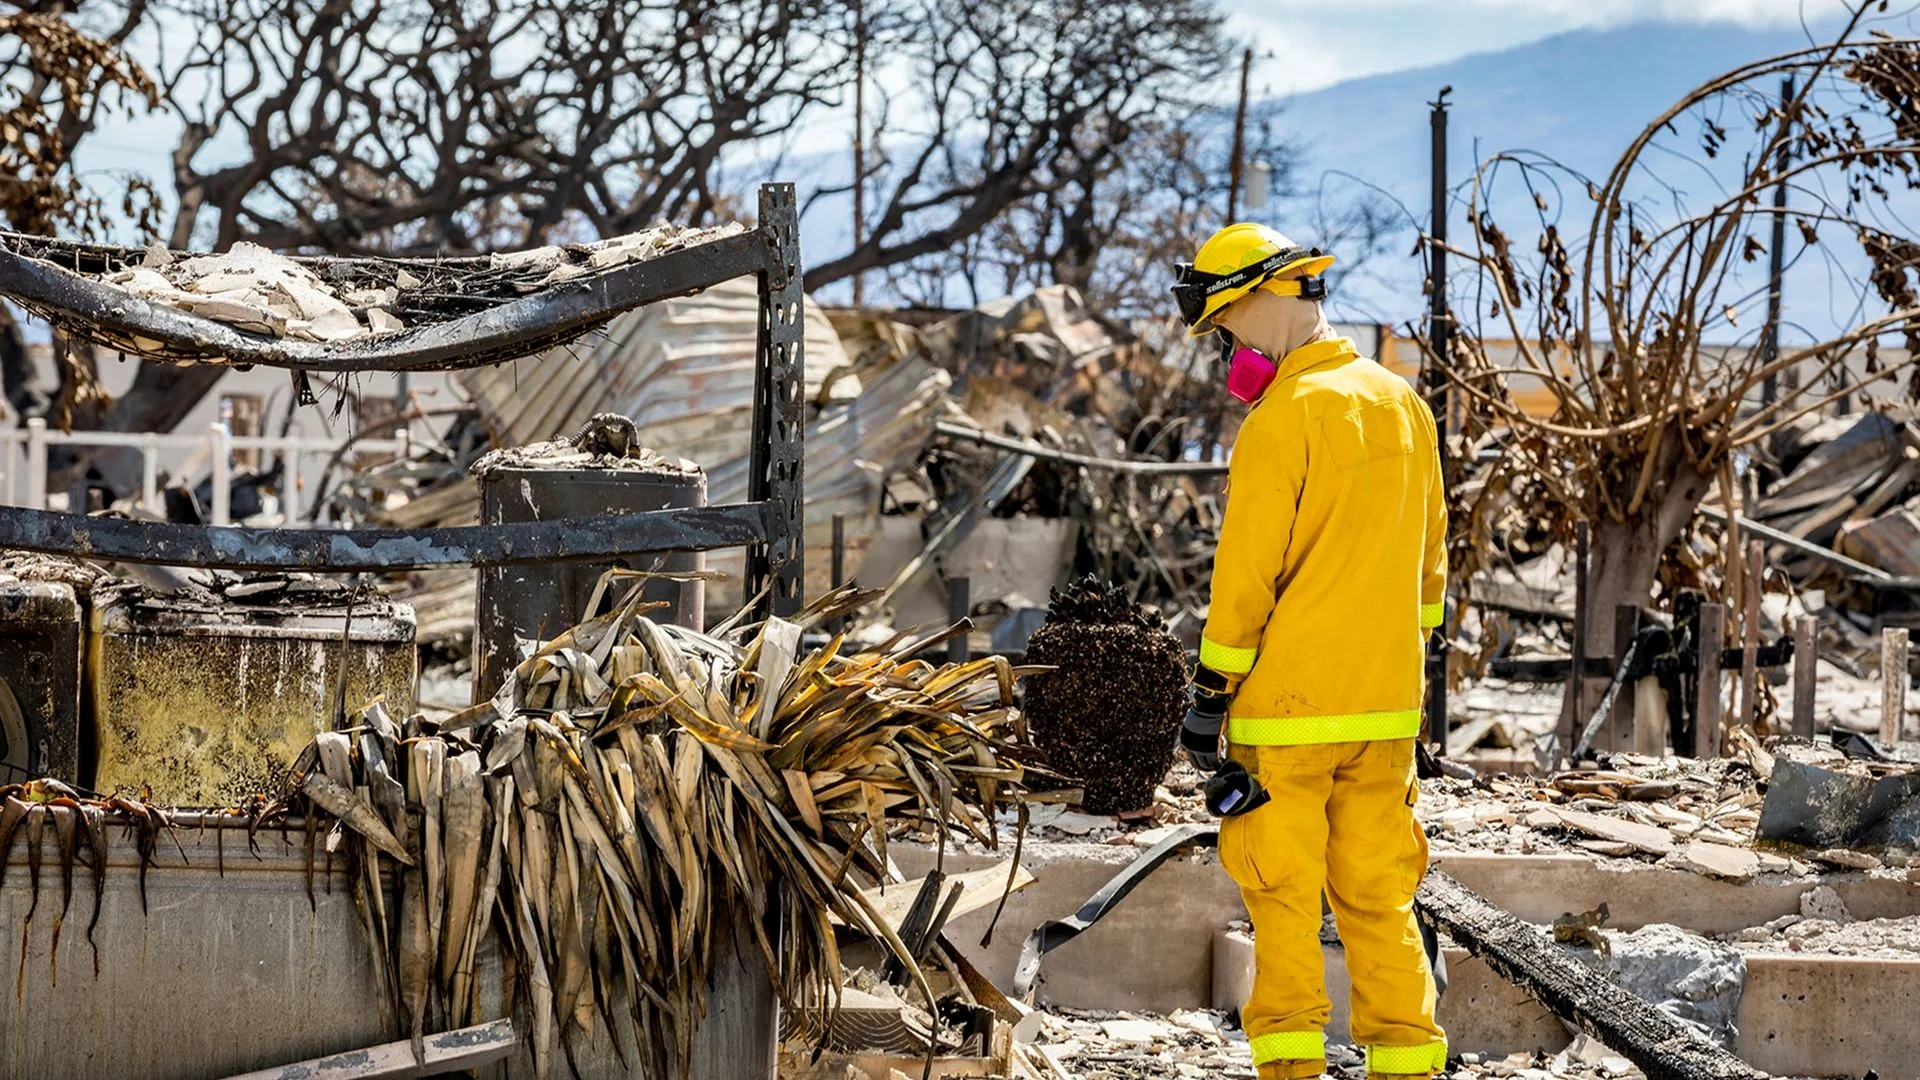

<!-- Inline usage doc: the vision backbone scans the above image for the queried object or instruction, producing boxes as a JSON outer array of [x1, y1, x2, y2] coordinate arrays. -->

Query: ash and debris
[[0, 552, 110, 591], [91, 222, 743, 343], [469, 412, 703, 477], [1723, 883, 1920, 957], [966, 725, 1920, 897], [92, 570, 403, 618], [1028, 1008, 1641, 1079], [2, 553, 396, 617]]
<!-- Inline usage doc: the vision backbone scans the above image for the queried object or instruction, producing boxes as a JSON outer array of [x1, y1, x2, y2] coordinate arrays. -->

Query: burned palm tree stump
[[1022, 577, 1187, 815]]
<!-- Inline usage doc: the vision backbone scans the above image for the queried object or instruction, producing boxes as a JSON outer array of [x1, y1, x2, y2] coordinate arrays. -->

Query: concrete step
[[1210, 929, 1920, 1079], [895, 841, 1920, 1078]]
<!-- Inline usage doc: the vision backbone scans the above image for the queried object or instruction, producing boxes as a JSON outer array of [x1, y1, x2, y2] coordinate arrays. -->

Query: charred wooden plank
[[1416, 871, 1768, 1080]]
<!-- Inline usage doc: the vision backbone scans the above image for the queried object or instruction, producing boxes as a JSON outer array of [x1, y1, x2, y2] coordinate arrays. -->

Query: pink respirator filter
[[1225, 347, 1278, 403]]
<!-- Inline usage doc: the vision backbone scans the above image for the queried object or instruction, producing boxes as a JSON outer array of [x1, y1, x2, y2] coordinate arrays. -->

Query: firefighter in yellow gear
[[1171, 223, 1449, 1079]]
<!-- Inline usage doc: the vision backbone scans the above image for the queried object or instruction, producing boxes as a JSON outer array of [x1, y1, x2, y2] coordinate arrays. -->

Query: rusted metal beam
[[1417, 871, 1769, 1080], [0, 503, 770, 571], [0, 230, 775, 371], [1696, 503, 1889, 580]]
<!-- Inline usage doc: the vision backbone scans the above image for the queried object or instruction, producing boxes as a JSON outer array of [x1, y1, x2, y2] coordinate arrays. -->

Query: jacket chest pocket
[[1321, 399, 1416, 471]]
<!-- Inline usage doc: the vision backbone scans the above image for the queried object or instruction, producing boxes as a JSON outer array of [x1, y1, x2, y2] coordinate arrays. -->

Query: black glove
[[1203, 759, 1271, 817], [1182, 705, 1223, 773], [1181, 664, 1233, 773]]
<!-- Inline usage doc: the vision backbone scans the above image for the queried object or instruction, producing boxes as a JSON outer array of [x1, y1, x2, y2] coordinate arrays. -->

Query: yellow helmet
[[1172, 223, 1336, 336]]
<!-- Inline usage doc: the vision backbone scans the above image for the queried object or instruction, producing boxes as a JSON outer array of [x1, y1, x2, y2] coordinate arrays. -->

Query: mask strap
[[1261, 276, 1328, 301]]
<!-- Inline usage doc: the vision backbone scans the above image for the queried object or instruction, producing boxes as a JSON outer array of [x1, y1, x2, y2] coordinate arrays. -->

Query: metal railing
[[0, 417, 403, 525]]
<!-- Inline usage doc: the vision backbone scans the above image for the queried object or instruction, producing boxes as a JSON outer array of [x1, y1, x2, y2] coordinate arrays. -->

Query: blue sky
[[65, 0, 1887, 329], [79, 1, 1862, 197], [1217, 0, 1854, 96]]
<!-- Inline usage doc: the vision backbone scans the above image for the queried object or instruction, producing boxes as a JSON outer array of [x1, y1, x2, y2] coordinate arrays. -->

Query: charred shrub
[[1022, 576, 1186, 815]]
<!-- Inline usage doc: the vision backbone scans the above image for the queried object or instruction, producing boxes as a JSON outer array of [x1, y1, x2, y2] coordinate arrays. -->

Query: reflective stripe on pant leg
[[1322, 739, 1448, 1056], [1249, 1030, 1326, 1066], [1226, 744, 1335, 1058], [1366, 1040, 1449, 1072]]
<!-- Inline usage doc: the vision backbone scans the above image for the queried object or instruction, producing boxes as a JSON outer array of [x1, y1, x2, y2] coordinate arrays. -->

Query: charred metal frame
[[0, 184, 806, 618], [0, 230, 769, 373]]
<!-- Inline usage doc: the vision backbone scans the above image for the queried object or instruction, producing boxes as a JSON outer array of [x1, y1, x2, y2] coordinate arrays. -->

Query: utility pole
[[1227, 46, 1252, 222], [1761, 76, 1793, 406], [851, 0, 867, 307], [1426, 85, 1452, 753]]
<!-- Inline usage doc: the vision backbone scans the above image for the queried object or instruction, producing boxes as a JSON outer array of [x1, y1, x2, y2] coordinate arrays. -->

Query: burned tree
[[1022, 576, 1186, 815], [1423, 4, 1920, 737], [155, 0, 857, 253], [812, 0, 1231, 303], [0, 7, 158, 428]]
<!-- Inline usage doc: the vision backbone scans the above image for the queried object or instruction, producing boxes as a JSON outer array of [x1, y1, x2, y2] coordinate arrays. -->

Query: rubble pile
[[1726, 885, 1920, 957], [1762, 411, 1920, 591], [1017, 1010, 1644, 1080], [33, 222, 745, 347], [1421, 755, 1774, 864], [980, 741, 1920, 888], [911, 303, 1230, 640]]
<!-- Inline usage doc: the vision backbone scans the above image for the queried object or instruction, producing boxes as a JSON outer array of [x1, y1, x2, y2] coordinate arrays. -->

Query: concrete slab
[[1435, 852, 1920, 935], [1211, 930, 1569, 1057], [894, 841, 1239, 1014], [899, 841, 1920, 1013], [1215, 933, 1920, 1078], [1736, 954, 1920, 1077]]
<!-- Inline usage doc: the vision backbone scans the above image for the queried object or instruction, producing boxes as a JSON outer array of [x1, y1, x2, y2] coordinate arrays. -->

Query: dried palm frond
[[276, 581, 1041, 1079]]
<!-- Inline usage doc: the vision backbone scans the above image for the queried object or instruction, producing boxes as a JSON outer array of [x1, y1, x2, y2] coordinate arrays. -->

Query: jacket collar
[[1275, 336, 1360, 383]]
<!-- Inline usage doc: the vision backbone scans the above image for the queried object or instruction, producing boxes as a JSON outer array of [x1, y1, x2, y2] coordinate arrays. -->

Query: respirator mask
[[1221, 338, 1278, 404]]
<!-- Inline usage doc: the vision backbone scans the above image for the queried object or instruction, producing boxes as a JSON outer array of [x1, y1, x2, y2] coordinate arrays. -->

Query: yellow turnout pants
[[1220, 738, 1447, 1075]]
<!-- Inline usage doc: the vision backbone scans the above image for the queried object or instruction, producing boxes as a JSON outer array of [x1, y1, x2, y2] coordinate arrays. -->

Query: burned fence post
[[831, 511, 847, 592], [1696, 603, 1725, 759], [1793, 615, 1818, 740], [1883, 627, 1910, 747], [1427, 85, 1453, 756], [1562, 520, 1590, 760], [1738, 540, 1764, 732], [1609, 603, 1641, 753]]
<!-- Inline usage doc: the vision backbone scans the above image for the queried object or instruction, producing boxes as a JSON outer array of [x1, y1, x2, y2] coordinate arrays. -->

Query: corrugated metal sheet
[[460, 276, 854, 460], [440, 280, 947, 625], [705, 355, 950, 613]]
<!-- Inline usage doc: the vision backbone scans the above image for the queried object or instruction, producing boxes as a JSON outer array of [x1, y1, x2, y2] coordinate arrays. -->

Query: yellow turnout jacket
[[1199, 337, 1447, 746]]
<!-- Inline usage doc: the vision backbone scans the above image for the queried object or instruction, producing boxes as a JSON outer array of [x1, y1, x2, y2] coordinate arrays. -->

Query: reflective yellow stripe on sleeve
[[1367, 1040, 1449, 1072], [1228, 709, 1424, 746], [1249, 1030, 1326, 1065], [1199, 636, 1258, 675], [1420, 601, 1445, 629]]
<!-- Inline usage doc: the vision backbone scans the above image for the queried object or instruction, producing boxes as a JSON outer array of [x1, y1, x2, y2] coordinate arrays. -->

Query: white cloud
[[1219, 0, 1856, 95]]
